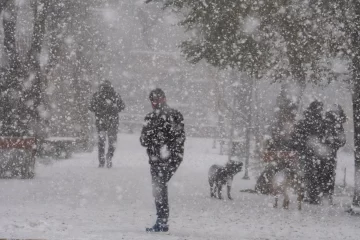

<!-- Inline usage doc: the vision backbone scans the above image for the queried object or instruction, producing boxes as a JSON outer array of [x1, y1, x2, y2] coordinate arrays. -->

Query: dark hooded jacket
[[140, 105, 185, 167], [89, 82, 125, 131], [292, 100, 325, 156]]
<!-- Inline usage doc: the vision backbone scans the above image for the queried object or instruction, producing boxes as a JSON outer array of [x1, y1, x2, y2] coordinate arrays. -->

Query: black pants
[[98, 128, 117, 164], [319, 159, 336, 196], [150, 163, 180, 223], [304, 156, 322, 203]]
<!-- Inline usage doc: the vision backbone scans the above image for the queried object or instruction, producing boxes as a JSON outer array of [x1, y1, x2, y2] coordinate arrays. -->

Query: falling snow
[[0, 0, 360, 239]]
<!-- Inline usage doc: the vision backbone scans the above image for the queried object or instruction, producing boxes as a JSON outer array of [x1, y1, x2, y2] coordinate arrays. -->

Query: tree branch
[[0, 0, 10, 15]]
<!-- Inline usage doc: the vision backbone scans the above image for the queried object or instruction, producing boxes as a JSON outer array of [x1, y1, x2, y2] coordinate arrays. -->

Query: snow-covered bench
[[39, 137, 78, 159], [0, 137, 36, 179]]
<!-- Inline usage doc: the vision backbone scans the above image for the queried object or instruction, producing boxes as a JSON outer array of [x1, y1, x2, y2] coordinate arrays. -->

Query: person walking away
[[140, 88, 185, 232], [292, 100, 325, 204], [320, 105, 346, 204], [89, 80, 125, 168]]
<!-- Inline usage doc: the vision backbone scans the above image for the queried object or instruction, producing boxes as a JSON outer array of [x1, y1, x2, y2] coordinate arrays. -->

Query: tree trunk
[[137, 7, 159, 50], [25, 0, 50, 113], [73, 48, 93, 151], [287, 49, 306, 106], [243, 107, 251, 180], [253, 87, 260, 143], [351, 0, 360, 212], [243, 76, 253, 180], [252, 81, 262, 165], [27, 0, 49, 72], [283, 21, 307, 107], [352, 65, 360, 211], [3, 0, 21, 80], [230, 71, 252, 179]]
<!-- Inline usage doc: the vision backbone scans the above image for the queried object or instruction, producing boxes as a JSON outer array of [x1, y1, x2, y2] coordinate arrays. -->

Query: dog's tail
[[240, 189, 259, 194]]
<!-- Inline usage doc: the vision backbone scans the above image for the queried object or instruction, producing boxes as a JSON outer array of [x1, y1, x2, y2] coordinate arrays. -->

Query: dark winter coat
[[324, 111, 346, 152], [290, 102, 325, 203], [291, 102, 325, 157], [323, 111, 346, 159], [319, 110, 346, 194], [89, 84, 125, 131], [140, 105, 185, 167]]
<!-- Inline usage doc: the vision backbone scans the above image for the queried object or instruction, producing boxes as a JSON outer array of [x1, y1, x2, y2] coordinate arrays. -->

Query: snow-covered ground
[[0, 134, 359, 239]]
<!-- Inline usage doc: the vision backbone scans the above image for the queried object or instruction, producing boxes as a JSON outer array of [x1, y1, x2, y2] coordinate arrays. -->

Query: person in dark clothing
[[319, 105, 346, 204], [255, 97, 298, 195], [89, 80, 125, 168], [269, 97, 298, 151], [292, 100, 325, 204], [140, 88, 185, 232]]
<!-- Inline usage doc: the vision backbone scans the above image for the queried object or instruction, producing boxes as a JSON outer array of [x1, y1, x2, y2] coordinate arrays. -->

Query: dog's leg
[[297, 185, 304, 210], [283, 190, 290, 209], [213, 184, 218, 198], [217, 185, 223, 199], [329, 194, 334, 206], [274, 194, 278, 208], [273, 186, 279, 208], [227, 177, 233, 200], [298, 193, 303, 210], [209, 180, 215, 198], [283, 179, 290, 210], [328, 182, 334, 205], [282, 170, 293, 210], [297, 177, 305, 210], [227, 185, 232, 200]]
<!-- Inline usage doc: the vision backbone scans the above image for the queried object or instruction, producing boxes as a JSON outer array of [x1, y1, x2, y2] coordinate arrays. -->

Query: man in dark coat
[[89, 80, 125, 168], [319, 105, 346, 204], [292, 100, 325, 204], [140, 88, 185, 232]]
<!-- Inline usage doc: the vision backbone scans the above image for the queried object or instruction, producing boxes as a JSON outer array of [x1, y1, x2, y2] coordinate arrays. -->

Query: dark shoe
[[146, 223, 169, 232], [107, 161, 112, 168], [308, 199, 320, 205], [99, 162, 105, 168], [106, 153, 112, 168], [146, 218, 169, 232]]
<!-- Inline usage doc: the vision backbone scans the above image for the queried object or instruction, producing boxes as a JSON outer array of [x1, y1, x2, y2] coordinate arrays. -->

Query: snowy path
[[0, 134, 359, 239]]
